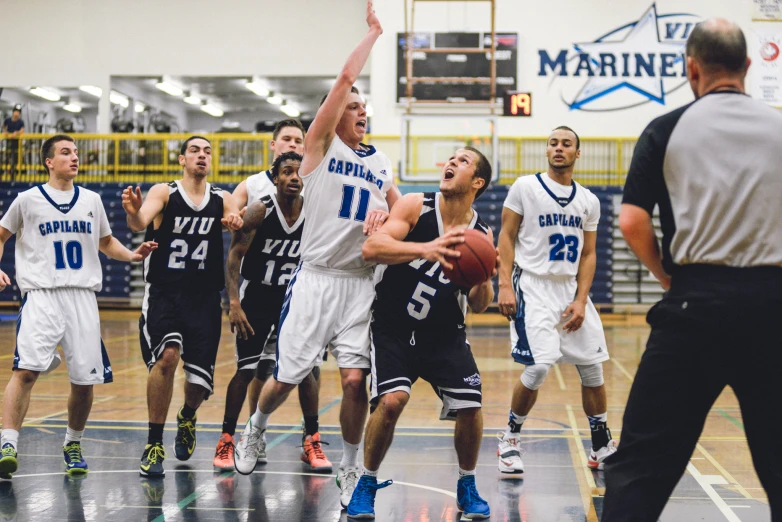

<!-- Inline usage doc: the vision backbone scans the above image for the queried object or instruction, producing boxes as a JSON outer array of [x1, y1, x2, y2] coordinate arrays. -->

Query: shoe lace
[[301, 437, 330, 460], [178, 418, 196, 444], [497, 432, 524, 455], [1, 445, 15, 457], [64, 443, 83, 463], [146, 444, 167, 464], [353, 478, 393, 504], [343, 469, 360, 491], [216, 439, 233, 460], [243, 428, 264, 455]]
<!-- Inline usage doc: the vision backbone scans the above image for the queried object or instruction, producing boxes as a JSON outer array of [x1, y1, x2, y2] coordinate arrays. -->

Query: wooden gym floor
[[0, 310, 770, 521]]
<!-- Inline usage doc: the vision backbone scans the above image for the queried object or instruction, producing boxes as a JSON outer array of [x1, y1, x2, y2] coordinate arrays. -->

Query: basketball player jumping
[[214, 120, 330, 473], [122, 136, 243, 477], [0, 134, 157, 478], [233, 0, 402, 509], [347, 148, 496, 520], [496, 126, 616, 474]]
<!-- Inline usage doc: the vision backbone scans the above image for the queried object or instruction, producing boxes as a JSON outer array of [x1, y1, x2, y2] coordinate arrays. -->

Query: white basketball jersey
[[0, 185, 112, 293], [300, 136, 392, 270], [246, 170, 275, 205], [503, 173, 600, 277]]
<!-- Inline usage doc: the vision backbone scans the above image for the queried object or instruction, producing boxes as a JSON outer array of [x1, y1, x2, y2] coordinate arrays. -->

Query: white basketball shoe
[[497, 432, 525, 474]]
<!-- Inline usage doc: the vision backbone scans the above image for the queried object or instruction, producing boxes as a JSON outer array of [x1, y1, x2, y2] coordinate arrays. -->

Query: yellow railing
[[0, 133, 637, 186]]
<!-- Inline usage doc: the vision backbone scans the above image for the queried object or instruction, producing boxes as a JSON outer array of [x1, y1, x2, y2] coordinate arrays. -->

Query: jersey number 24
[[168, 239, 208, 269]]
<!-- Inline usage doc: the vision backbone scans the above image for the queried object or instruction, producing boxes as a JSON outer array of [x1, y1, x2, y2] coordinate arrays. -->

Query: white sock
[[64, 427, 84, 446], [362, 466, 378, 477], [249, 408, 270, 432], [1, 429, 19, 449], [340, 440, 360, 469], [458, 467, 476, 477]]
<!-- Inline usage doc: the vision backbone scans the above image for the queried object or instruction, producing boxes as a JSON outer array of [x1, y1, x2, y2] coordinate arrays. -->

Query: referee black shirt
[[623, 90, 782, 296]]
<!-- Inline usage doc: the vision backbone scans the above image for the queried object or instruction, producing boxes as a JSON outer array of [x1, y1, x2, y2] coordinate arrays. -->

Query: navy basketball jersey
[[241, 193, 304, 291], [143, 181, 225, 290], [373, 192, 489, 330]]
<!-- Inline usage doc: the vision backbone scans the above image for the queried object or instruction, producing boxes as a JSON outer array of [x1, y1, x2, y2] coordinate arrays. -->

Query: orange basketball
[[442, 229, 496, 288]]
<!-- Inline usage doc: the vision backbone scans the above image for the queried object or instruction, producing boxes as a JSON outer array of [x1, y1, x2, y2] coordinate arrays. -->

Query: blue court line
[[151, 397, 342, 522]]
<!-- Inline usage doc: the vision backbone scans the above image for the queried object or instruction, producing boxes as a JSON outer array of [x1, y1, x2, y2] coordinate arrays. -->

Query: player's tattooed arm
[[497, 207, 522, 320], [225, 202, 266, 340], [468, 229, 498, 314], [123, 183, 169, 232], [0, 226, 13, 291]]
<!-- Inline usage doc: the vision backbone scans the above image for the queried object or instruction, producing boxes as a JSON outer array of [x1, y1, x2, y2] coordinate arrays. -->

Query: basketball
[[442, 229, 496, 288]]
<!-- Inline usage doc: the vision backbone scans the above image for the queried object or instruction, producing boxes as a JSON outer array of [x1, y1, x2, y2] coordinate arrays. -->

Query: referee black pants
[[603, 266, 782, 522]]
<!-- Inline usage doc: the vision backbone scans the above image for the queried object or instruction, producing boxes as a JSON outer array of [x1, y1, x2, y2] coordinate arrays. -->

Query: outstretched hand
[[366, 0, 382, 33], [130, 241, 158, 262], [122, 186, 143, 215]]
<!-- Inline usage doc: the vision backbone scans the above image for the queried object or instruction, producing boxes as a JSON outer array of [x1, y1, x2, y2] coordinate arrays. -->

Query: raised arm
[[497, 207, 522, 319], [0, 227, 14, 291], [123, 184, 169, 232], [362, 193, 465, 269], [468, 228, 498, 313], [226, 201, 266, 340], [301, 0, 383, 176]]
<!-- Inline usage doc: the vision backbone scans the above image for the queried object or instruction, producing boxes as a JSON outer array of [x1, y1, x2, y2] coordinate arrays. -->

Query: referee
[[603, 19, 782, 521]]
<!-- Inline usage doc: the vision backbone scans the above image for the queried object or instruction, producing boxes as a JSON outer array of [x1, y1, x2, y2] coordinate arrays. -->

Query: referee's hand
[[0, 270, 10, 292]]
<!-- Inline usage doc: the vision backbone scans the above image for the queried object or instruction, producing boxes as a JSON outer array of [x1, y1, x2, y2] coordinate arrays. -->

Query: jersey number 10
[[54, 241, 83, 270]]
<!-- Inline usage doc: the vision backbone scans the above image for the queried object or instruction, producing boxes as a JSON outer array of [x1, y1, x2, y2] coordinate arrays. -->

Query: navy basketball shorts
[[140, 284, 222, 395], [369, 315, 482, 421]]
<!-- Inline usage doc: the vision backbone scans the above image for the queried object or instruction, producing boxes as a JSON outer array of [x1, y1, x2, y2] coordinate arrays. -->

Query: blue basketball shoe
[[63, 442, 89, 475], [346, 474, 392, 519], [456, 475, 490, 519]]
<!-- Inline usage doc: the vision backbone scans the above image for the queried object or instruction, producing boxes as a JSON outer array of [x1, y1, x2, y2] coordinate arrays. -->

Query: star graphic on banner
[[569, 4, 685, 110]]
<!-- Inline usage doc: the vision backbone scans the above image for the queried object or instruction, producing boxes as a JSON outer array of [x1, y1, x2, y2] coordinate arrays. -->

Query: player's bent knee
[[340, 370, 367, 396], [521, 363, 551, 391], [576, 363, 604, 388], [157, 345, 180, 368], [378, 391, 409, 419], [237, 368, 256, 384], [13, 369, 39, 386]]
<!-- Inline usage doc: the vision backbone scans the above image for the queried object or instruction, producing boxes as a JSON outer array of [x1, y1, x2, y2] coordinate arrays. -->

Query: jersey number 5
[[407, 282, 437, 320], [548, 234, 579, 263], [168, 239, 208, 269], [338, 185, 370, 222]]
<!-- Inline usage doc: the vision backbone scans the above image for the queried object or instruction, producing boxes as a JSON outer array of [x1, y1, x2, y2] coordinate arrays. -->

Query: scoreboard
[[396, 32, 518, 103]]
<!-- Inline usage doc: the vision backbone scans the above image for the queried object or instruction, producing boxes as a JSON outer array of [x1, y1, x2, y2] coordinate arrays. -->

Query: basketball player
[[122, 136, 243, 477], [347, 148, 495, 520], [496, 127, 615, 473], [234, 1, 402, 509], [214, 120, 329, 472], [0, 134, 157, 478]]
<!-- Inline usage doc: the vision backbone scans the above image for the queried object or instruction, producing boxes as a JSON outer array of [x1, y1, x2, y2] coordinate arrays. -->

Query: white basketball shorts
[[275, 264, 373, 384], [510, 268, 608, 366], [14, 288, 112, 385]]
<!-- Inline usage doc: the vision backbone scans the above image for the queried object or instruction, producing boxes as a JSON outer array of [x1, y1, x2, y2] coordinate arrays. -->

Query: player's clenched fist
[[222, 213, 243, 231]]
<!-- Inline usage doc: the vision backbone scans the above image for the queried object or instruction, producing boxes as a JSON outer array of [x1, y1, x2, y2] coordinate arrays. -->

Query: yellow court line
[[610, 358, 634, 381], [696, 443, 754, 500], [553, 364, 567, 391]]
